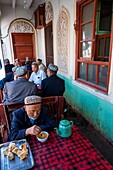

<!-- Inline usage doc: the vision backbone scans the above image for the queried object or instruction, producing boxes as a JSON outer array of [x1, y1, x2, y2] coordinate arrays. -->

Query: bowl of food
[[36, 131, 49, 143]]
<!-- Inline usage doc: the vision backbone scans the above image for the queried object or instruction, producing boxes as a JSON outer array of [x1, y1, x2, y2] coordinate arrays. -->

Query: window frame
[[75, 0, 112, 93]]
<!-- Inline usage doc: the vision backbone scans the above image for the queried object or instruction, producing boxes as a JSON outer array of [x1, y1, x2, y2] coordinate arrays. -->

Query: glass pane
[[81, 42, 92, 58], [99, 1, 112, 31], [88, 64, 96, 84], [82, 23, 93, 40], [79, 63, 86, 80], [82, 2, 94, 23], [105, 37, 110, 56], [98, 38, 104, 56], [98, 66, 108, 88]]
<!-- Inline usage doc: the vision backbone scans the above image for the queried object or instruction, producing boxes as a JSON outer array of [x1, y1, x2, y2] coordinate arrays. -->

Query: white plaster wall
[[0, 42, 5, 80], [48, 0, 75, 76], [0, 4, 35, 63], [36, 28, 46, 65], [48, 0, 113, 104]]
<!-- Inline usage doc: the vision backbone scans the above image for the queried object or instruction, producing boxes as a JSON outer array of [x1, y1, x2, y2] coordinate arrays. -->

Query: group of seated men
[[0, 58, 65, 141], [1, 59, 65, 103]]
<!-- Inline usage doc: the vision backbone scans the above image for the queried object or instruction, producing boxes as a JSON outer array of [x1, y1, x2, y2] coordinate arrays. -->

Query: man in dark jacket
[[4, 58, 14, 74], [3, 66, 38, 103], [41, 63, 65, 97], [8, 96, 57, 141], [0, 66, 18, 90]]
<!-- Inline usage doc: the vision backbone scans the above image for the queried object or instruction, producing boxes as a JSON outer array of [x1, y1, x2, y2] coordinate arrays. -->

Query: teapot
[[55, 120, 73, 138]]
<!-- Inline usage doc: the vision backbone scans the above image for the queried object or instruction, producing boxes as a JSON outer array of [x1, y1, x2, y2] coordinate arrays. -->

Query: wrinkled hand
[[25, 125, 42, 136]]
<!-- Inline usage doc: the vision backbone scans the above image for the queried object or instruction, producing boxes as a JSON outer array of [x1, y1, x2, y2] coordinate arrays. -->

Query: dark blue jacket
[[41, 74, 65, 97], [5, 64, 14, 74], [0, 72, 14, 89], [8, 107, 57, 141]]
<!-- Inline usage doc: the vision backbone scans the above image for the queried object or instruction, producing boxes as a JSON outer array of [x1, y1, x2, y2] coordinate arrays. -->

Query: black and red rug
[[29, 126, 113, 170]]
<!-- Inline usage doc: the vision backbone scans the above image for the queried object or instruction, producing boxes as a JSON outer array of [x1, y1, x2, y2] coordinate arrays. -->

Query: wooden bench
[[0, 105, 9, 143], [0, 89, 3, 103]]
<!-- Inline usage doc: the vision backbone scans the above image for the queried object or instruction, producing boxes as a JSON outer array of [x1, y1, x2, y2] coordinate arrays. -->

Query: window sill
[[72, 79, 113, 104]]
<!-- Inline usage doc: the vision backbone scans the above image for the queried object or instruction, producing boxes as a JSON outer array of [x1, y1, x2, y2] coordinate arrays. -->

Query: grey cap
[[16, 66, 27, 76], [24, 95, 41, 105], [4, 58, 9, 63], [12, 66, 18, 72], [32, 62, 38, 67], [48, 63, 58, 72]]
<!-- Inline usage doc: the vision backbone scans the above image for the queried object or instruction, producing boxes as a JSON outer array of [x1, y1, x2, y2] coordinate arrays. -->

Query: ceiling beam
[[12, 0, 16, 9], [24, 0, 34, 9]]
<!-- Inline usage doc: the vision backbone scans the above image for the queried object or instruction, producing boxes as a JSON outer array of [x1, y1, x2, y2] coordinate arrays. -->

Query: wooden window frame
[[75, 0, 113, 93]]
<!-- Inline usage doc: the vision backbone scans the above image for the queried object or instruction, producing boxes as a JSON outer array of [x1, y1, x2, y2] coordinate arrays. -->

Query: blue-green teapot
[[55, 120, 73, 138]]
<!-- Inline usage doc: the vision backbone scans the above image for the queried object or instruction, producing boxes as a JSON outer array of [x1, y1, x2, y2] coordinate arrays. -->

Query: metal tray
[[0, 139, 34, 170]]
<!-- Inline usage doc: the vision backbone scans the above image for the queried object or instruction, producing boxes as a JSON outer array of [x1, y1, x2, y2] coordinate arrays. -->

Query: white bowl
[[36, 131, 49, 143]]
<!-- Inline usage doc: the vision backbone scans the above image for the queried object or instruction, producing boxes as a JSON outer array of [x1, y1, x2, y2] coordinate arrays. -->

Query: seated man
[[14, 58, 22, 67], [37, 58, 47, 73], [22, 57, 32, 72], [0, 66, 18, 90], [29, 62, 46, 88], [8, 96, 57, 141], [4, 58, 14, 74], [41, 63, 65, 97], [3, 66, 38, 103]]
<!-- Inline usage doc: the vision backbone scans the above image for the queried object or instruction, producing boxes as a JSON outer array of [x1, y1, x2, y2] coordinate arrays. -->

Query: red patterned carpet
[[29, 126, 113, 170]]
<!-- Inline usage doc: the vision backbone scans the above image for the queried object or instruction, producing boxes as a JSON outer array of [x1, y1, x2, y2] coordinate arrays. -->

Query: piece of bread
[[7, 152, 14, 160], [22, 148, 28, 155], [12, 147, 18, 154], [19, 143, 27, 150], [19, 151, 27, 160], [9, 142, 15, 148], [3, 148, 9, 156], [17, 150, 22, 157], [9, 142, 16, 152]]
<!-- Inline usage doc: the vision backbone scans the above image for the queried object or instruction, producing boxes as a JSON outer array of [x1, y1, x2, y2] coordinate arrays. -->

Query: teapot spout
[[54, 128, 61, 135]]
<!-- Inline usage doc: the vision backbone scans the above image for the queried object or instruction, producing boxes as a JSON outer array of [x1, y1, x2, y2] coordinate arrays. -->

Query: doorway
[[45, 21, 54, 66], [11, 33, 35, 63]]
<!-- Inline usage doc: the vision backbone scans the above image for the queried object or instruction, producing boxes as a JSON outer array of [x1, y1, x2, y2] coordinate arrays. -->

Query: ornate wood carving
[[45, 2, 53, 24], [10, 21, 33, 33], [57, 10, 69, 73]]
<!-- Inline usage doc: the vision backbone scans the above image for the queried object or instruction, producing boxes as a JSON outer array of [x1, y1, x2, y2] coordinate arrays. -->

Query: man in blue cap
[[3, 66, 39, 103]]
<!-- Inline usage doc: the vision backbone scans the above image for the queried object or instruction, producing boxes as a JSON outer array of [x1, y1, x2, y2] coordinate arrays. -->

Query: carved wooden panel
[[10, 21, 34, 33], [57, 9, 69, 73], [45, 1, 53, 24]]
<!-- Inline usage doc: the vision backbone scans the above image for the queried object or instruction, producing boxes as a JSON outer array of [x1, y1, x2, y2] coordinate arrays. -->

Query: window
[[75, 0, 113, 93]]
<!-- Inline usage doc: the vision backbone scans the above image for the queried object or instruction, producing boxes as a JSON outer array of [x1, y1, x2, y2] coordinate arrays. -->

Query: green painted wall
[[59, 74, 113, 142]]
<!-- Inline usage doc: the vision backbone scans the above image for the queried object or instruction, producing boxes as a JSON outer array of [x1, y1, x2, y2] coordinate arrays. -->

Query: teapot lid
[[60, 120, 70, 126]]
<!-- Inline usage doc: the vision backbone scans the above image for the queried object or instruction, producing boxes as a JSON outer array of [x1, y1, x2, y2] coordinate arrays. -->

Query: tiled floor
[[65, 107, 113, 166]]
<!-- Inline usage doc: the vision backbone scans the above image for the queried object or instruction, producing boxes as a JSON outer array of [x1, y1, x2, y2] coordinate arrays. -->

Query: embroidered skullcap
[[16, 66, 27, 76], [24, 96, 42, 105], [48, 63, 58, 72], [12, 66, 18, 72], [4, 58, 9, 63]]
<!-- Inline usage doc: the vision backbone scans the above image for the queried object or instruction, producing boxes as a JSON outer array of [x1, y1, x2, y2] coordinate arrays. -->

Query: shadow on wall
[[0, 59, 2, 69]]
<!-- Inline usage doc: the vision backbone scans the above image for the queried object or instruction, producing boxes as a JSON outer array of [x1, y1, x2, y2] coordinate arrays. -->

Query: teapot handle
[[70, 121, 73, 126]]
